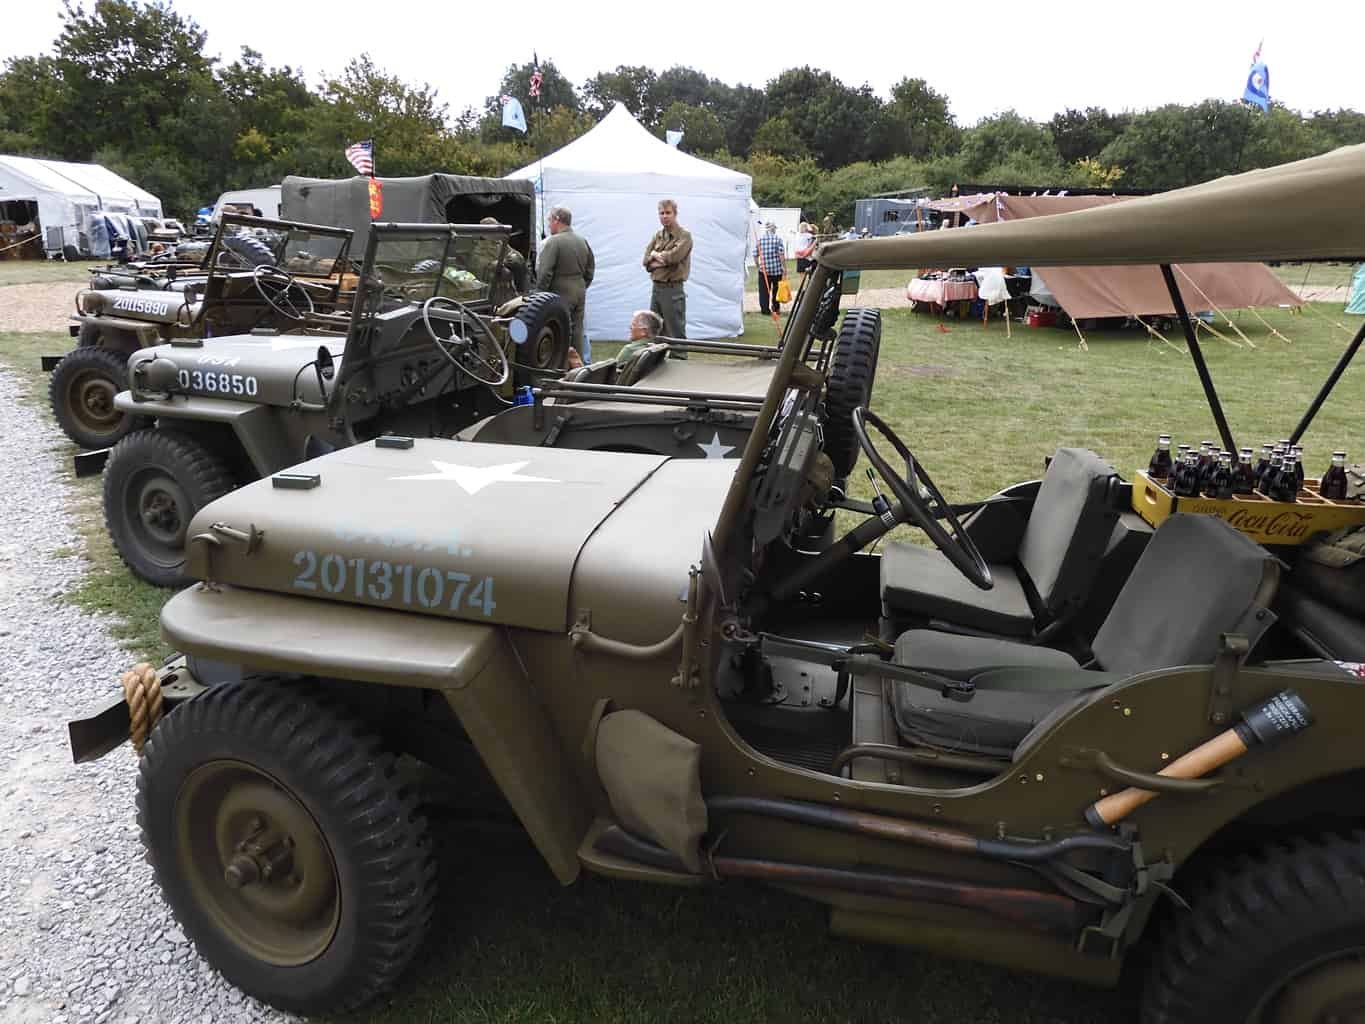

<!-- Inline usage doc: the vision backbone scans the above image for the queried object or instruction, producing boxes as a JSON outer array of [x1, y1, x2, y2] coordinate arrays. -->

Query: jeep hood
[[129, 333, 345, 407], [183, 439, 686, 632], [82, 288, 199, 326]]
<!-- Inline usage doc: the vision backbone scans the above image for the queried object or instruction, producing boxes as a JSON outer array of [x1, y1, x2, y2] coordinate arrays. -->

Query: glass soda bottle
[[1254, 443, 1273, 479], [1259, 452, 1283, 495], [1273, 452, 1300, 503], [1234, 448, 1257, 495], [1148, 434, 1173, 481], [1195, 442, 1214, 489], [1321, 451, 1349, 500], [1170, 445, 1192, 492], [1291, 445, 1306, 492], [1177, 451, 1201, 497]]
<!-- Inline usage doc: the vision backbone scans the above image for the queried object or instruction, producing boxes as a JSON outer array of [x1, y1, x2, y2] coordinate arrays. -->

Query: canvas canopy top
[[280, 174, 535, 252], [819, 144, 1365, 270]]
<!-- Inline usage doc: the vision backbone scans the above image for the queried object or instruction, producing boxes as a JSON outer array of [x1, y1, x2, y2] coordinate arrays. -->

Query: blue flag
[[501, 95, 527, 133], [1243, 59, 1270, 112]]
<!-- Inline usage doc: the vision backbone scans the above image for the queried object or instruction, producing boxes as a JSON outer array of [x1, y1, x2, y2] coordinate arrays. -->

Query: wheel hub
[[137, 484, 184, 545], [71, 371, 120, 429], [1260, 952, 1365, 1023], [176, 760, 339, 966]]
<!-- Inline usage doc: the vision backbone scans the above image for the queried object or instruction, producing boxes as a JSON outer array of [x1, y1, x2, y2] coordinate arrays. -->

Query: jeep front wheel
[[1142, 831, 1365, 1023], [49, 347, 148, 449], [103, 429, 235, 587], [137, 681, 437, 1014]]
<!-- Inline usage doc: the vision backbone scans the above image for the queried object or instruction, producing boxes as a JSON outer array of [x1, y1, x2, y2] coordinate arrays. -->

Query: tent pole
[[1161, 263, 1236, 454], [1288, 319, 1365, 446]]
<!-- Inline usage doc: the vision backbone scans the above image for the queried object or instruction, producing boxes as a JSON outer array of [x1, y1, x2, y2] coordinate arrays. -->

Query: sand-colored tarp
[[902, 192, 1299, 318]]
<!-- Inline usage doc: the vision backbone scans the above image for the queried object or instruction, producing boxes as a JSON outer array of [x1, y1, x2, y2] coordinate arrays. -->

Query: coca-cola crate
[[1132, 470, 1365, 545]]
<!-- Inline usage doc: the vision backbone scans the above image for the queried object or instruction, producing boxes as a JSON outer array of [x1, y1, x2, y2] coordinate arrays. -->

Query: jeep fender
[[111, 393, 300, 479], [159, 584, 589, 884]]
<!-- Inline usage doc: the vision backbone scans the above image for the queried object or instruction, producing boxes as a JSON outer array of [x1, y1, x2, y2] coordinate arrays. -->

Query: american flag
[[529, 68, 543, 99], [345, 139, 374, 176]]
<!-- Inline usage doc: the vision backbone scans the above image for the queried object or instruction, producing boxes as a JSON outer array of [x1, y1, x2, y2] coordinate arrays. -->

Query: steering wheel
[[852, 406, 992, 590], [421, 296, 509, 387], [252, 265, 315, 321]]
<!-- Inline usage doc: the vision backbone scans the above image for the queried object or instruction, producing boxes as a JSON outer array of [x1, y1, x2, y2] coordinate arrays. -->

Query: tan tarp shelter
[[912, 192, 1298, 319], [821, 144, 1365, 272]]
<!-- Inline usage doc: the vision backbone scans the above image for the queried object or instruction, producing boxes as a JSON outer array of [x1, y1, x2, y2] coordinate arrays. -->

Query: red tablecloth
[[907, 278, 978, 305]]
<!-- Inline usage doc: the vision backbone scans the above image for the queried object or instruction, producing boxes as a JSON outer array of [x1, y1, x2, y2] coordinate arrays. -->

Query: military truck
[[97, 220, 572, 587], [68, 145, 1365, 1022], [47, 214, 357, 450]]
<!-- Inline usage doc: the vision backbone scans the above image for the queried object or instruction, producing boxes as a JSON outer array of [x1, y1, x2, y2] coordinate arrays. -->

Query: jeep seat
[[888, 514, 1281, 759], [880, 447, 1120, 637]]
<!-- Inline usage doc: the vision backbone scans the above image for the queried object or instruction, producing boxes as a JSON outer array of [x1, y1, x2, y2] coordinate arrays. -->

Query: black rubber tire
[[48, 346, 148, 449], [824, 308, 881, 480], [220, 233, 275, 269], [513, 292, 572, 375], [137, 681, 437, 1015], [103, 429, 235, 587], [1143, 831, 1365, 1024], [811, 277, 843, 340]]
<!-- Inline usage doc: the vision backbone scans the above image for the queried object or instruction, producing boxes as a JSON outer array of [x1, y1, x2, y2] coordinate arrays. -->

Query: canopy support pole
[[1161, 264, 1236, 454], [1288, 318, 1365, 446]]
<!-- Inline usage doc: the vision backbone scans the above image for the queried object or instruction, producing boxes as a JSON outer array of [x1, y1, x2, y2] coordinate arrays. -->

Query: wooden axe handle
[[1086, 729, 1248, 827]]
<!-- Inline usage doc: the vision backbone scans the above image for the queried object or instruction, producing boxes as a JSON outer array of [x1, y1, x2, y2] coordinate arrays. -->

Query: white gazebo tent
[[0, 155, 162, 257], [509, 103, 752, 340]]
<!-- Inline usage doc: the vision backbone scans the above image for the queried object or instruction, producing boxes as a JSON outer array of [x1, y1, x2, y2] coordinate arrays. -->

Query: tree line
[[3, 1, 1363, 221]]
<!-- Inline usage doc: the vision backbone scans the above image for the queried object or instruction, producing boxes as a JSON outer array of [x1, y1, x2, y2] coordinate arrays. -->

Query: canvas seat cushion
[[889, 667, 1120, 760], [893, 629, 1080, 681], [880, 542, 1034, 636]]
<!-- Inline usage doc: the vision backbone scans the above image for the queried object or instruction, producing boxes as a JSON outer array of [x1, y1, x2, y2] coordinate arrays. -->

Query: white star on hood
[[390, 460, 559, 495], [697, 432, 736, 459]]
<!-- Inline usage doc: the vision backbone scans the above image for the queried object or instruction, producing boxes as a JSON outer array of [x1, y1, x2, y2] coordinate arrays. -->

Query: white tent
[[509, 103, 752, 340], [0, 155, 162, 257], [746, 205, 803, 267]]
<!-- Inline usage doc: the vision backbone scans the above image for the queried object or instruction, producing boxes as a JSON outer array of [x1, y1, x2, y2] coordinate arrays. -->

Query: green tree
[[1049, 106, 1131, 164], [658, 101, 724, 153], [958, 111, 1061, 178], [765, 67, 882, 168], [750, 116, 805, 159], [529, 105, 596, 153], [1308, 108, 1365, 148], [877, 77, 959, 159], [313, 54, 449, 178], [582, 65, 659, 125], [487, 58, 579, 120]]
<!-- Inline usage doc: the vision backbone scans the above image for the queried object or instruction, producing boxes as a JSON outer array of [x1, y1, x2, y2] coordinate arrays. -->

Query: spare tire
[[513, 292, 572, 376], [219, 233, 275, 269], [824, 308, 881, 481]]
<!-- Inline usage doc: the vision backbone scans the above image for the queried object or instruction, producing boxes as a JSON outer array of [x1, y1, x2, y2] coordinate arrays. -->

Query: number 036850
[[291, 550, 496, 616]]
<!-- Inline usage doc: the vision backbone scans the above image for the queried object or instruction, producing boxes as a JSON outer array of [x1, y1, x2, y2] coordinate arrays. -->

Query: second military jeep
[[96, 220, 571, 587], [69, 144, 1365, 1023], [47, 214, 358, 450]]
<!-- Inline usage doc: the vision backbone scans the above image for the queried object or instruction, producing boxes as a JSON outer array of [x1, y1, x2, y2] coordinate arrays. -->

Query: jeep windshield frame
[[711, 143, 1365, 555], [206, 213, 356, 279]]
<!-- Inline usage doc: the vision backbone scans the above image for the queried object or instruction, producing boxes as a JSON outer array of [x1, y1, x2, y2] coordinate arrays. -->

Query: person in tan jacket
[[642, 198, 692, 358]]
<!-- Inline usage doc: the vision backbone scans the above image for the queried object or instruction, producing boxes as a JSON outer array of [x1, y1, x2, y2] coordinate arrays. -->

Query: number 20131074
[[292, 550, 496, 616]]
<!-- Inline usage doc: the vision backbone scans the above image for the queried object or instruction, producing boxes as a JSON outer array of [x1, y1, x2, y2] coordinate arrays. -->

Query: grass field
[[0, 259, 99, 287], [1, 296, 1362, 1023]]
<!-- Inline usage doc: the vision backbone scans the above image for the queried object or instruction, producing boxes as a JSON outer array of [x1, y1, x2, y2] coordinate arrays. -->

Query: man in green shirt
[[642, 198, 692, 358], [535, 206, 595, 355]]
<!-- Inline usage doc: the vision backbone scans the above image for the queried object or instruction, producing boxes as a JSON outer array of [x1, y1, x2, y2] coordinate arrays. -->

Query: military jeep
[[97, 220, 571, 587], [69, 145, 1365, 1022], [46, 214, 357, 450]]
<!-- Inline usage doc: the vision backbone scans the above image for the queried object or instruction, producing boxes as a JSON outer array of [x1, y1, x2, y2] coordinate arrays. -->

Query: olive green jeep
[[94, 220, 571, 587], [46, 214, 357, 450], [68, 144, 1365, 1023]]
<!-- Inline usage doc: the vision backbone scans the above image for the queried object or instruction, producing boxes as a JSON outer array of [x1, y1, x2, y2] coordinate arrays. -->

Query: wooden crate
[[1131, 470, 1365, 545]]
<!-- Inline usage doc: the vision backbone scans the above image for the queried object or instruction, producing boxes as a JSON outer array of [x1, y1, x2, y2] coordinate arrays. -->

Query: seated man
[[616, 309, 663, 364]]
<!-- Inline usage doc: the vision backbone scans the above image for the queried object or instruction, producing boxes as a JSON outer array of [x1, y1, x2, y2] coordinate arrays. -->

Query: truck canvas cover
[[280, 174, 536, 251]]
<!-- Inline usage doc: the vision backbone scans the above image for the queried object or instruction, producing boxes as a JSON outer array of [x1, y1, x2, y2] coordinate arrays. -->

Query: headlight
[[132, 356, 180, 395]]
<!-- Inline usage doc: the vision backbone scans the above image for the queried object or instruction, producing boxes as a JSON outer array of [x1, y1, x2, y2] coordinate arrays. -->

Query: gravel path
[[0, 364, 294, 1024], [0, 283, 77, 334]]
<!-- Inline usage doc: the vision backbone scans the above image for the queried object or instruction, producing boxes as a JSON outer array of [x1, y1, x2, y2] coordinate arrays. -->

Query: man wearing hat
[[755, 221, 787, 317]]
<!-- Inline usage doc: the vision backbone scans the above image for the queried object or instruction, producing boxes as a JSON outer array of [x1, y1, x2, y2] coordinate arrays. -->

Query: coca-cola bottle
[[1258, 452, 1283, 495], [1195, 442, 1214, 490], [1254, 443, 1273, 479], [1176, 451, 1202, 497], [1321, 451, 1349, 500], [1148, 434, 1173, 481], [1273, 452, 1300, 503], [1170, 445, 1192, 492], [1291, 445, 1306, 492], [1205, 452, 1233, 499], [1234, 448, 1257, 495]]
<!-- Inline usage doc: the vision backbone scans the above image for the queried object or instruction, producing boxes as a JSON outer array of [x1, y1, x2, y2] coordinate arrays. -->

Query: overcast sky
[[4, 0, 1363, 125]]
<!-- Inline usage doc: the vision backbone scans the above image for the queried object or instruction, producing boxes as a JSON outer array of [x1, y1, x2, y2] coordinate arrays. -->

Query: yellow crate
[[1131, 470, 1365, 545]]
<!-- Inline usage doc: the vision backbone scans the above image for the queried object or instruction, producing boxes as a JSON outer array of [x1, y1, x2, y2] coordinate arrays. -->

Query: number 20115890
[[292, 550, 496, 616]]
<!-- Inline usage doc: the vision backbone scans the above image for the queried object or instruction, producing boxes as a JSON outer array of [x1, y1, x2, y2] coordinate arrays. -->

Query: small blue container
[[513, 386, 534, 407]]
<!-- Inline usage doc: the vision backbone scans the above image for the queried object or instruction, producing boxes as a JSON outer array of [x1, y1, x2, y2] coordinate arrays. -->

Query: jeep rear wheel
[[1143, 832, 1365, 1024], [49, 346, 148, 449], [103, 429, 235, 587], [513, 292, 571, 378], [137, 681, 437, 1014], [824, 308, 881, 481]]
